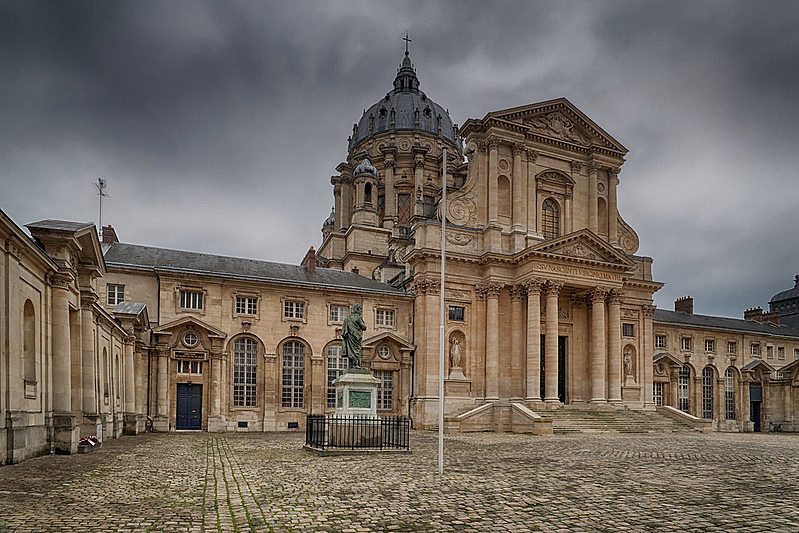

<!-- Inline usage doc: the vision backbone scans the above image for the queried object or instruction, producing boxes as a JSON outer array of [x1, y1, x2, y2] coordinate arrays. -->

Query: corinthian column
[[588, 287, 608, 403], [509, 284, 526, 400], [608, 168, 619, 244], [525, 279, 543, 401], [607, 289, 623, 404], [588, 161, 599, 234], [544, 281, 563, 402], [483, 282, 503, 400], [642, 305, 656, 408]]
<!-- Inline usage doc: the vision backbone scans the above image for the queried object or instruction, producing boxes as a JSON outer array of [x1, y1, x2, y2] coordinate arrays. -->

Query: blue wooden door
[[176, 384, 202, 430]]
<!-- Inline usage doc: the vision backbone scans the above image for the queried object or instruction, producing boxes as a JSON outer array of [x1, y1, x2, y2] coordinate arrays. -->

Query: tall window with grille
[[232, 338, 257, 407], [541, 198, 560, 239], [680, 337, 692, 351], [326, 344, 346, 408], [180, 289, 203, 310], [375, 370, 393, 410], [376, 309, 395, 328], [397, 193, 412, 228], [653, 382, 663, 407], [724, 368, 736, 420], [678, 366, 690, 413], [281, 341, 305, 408], [702, 367, 714, 419], [235, 296, 257, 315], [654, 334, 666, 350], [284, 300, 305, 320]]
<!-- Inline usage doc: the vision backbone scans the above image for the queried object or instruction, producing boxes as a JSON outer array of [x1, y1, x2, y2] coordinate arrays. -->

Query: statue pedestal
[[333, 369, 380, 417]]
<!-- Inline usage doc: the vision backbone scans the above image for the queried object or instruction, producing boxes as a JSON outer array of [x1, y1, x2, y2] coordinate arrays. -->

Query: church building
[[2, 47, 799, 463]]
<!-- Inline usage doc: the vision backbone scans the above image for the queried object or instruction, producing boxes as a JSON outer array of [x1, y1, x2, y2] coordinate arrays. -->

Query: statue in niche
[[450, 338, 462, 370], [623, 348, 635, 383], [341, 304, 367, 370]]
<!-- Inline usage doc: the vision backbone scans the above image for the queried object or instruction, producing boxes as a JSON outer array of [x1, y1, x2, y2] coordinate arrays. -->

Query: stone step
[[540, 408, 696, 434]]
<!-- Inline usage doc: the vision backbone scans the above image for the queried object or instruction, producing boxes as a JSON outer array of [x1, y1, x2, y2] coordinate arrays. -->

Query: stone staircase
[[540, 407, 697, 434]]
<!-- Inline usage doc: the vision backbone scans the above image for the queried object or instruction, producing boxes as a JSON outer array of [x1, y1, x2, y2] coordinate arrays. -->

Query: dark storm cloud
[[1, 0, 798, 317]]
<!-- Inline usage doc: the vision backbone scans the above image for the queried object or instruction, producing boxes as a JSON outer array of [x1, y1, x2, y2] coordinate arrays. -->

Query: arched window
[[282, 340, 305, 408], [702, 367, 714, 419], [497, 175, 511, 220], [233, 337, 258, 407], [365, 183, 372, 206], [23, 300, 36, 391], [598, 197, 608, 237], [678, 365, 691, 413], [102, 347, 109, 401], [326, 343, 346, 408], [115, 353, 121, 400], [724, 368, 736, 420], [542, 198, 560, 239]]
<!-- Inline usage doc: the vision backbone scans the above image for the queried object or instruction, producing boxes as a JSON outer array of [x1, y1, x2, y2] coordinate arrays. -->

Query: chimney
[[101, 225, 118, 244], [744, 306, 764, 322], [674, 296, 693, 314], [300, 246, 316, 273], [762, 310, 780, 325], [351, 265, 359, 274]]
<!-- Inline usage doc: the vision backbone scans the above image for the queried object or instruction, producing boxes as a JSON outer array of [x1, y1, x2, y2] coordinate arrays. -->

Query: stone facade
[[3, 48, 799, 464]]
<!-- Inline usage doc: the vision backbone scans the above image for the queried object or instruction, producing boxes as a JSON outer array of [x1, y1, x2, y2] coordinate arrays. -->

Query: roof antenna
[[93, 178, 109, 237]]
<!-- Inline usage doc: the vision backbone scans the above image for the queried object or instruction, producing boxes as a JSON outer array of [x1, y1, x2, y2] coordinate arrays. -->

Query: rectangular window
[[728, 341, 737, 355], [766, 345, 774, 359], [397, 193, 412, 228], [107, 284, 125, 305], [448, 305, 465, 322], [751, 343, 760, 356], [233, 338, 257, 407], [653, 382, 663, 407], [329, 305, 349, 324], [180, 290, 203, 310], [705, 339, 715, 353], [778, 347, 785, 360], [235, 296, 258, 315], [281, 341, 304, 408], [376, 309, 395, 327], [422, 195, 437, 219], [681, 337, 692, 351], [622, 323, 635, 337], [795, 348, 799, 360], [177, 360, 203, 375], [284, 300, 305, 320], [327, 344, 346, 408], [654, 334, 666, 349], [375, 370, 393, 410]]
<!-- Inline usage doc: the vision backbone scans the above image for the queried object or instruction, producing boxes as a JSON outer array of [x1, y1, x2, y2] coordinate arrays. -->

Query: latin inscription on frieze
[[532, 262, 622, 282]]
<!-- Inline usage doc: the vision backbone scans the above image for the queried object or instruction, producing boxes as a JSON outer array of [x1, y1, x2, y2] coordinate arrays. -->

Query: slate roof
[[770, 276, 799, 303], [112, 302, 147, 316], [103, 243, 408, 296], [25, 220, 94, 232], [653, 309, 799, 339]]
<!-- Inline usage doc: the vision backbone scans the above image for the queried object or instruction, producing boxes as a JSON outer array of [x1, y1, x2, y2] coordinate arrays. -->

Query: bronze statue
[[341, 304, 367, 370]]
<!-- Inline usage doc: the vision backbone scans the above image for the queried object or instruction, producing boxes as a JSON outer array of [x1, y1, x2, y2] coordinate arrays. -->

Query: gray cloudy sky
[[2, 0, 798, 318]]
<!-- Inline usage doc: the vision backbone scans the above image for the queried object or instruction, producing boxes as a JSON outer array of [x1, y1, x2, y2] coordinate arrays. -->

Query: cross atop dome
[[403, 31, 412, 56]]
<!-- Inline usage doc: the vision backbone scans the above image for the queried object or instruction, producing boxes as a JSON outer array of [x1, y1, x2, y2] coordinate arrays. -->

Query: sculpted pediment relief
[[524, 111, 593, 147], [530, 230, 634, 267]]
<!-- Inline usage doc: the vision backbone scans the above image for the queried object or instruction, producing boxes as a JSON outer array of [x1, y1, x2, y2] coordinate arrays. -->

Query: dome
[[349, 51, 460, 151], [322, 207, 335, 228], [770, 275, 799, 303], [354, 158, 378, 177]]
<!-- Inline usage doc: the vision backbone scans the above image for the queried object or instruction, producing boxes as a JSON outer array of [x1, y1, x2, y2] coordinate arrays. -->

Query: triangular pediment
[[530, 229, 634, 268], [741, 359, 775, 373], [362, 331, 415, 351], [154, 316, 227, 339], [653, 352, 683, 366], [486, 98, 627, 154], [777, 359, 799, 377]]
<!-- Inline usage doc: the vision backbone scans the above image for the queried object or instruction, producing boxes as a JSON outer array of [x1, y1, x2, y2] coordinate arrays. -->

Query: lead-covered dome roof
[[349, 51, 459, 151]]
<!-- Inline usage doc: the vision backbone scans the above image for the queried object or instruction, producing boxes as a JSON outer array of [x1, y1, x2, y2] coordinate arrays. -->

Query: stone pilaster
[[525, 279, 543, 401], [153, 347, 169, 431], [122, 334, 136, 434], [487, 138, 499, 223], [588, 287, 608, 403], [512, 143, 524, 230], [606, 289, 623, 404], [588, 161, 599, 234], [544, 281, 563, 402], [642, 305, 656, 408], [608, 168, 619, 244], [509, 284, 526, 400], [51, 273, 78, 454], [383, 156, 396, 229], [332, 180, 342, 231], [413, 155, 425, 217]]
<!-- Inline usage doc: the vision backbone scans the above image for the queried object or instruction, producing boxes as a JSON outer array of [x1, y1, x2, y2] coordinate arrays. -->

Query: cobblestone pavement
[[1, 430, 798, 532]]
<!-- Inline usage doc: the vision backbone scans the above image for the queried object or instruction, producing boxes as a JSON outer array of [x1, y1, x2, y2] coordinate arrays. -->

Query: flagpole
[[438, 147, 447, 476]]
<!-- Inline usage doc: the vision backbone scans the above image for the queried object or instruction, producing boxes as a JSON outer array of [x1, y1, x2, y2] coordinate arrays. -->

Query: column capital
[[476, 140, 488, 153], [608, 167, 620, 182], [606, 288, 625, 305], [486, 136, 500, 151], [512, 142, 525, 156], [49, 271, 74, 289], [509, 284, 526, 301], [586, 287, 609, 303], [588, 160, 601, 173], [384, 157, 395, 168], [569, 292, 586, 307], [543, 280, 563, 296], [524, 277, 545, 294], [526, 148, 539, 163], [642, 304, 656, 317], [476, 282, 503, 299], [570, 160, 585, 174], [410, 278, 440, 295]]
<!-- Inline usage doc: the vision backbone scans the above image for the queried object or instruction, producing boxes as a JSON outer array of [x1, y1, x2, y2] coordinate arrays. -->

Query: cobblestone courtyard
[[1, 430, 797, 532]]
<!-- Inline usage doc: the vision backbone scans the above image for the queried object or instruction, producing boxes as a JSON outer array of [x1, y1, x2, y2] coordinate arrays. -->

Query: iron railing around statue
[[305, 415, 410, 452]]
